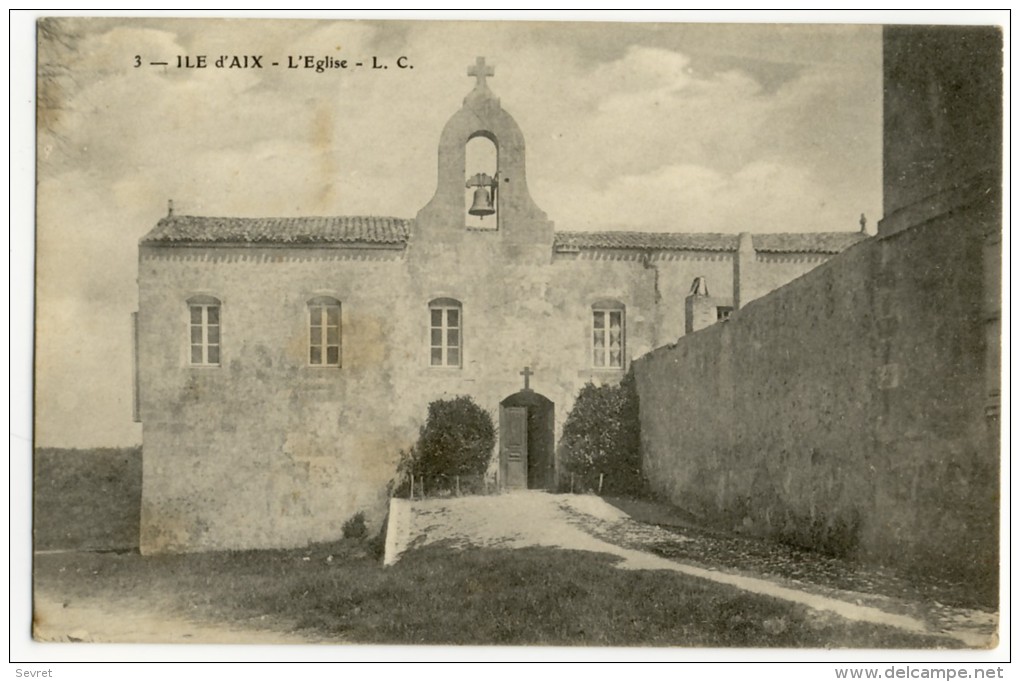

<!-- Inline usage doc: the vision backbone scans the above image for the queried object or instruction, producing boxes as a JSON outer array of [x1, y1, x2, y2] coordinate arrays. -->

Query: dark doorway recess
[[499, 390, 555, 490]]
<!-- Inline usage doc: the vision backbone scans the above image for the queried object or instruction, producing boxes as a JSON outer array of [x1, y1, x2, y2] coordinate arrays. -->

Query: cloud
[[551, 160, 855, 233], [520, 44, 879, 232], [33, 19, 882, 446]]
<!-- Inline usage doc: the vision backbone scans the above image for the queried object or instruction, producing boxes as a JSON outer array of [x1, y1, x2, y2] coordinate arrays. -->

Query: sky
[[31, 16, 884, 447]]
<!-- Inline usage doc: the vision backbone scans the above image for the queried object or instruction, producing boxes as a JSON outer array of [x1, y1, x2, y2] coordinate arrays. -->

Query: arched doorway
[[499, 390, 555, 490]]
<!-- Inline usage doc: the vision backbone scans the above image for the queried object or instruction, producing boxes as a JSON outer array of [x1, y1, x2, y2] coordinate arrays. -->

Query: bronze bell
[[468, 186, 495, 217]]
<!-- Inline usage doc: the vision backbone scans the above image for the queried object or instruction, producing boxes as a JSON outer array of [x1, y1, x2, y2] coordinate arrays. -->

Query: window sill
[[578, 367, 627, 379]]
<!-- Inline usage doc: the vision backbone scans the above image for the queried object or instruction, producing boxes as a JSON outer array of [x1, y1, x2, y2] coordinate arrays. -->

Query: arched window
[[187, 295, 221, 366], [591, 300, 625, 369], [429, 298, 462, 367], [308, 297, 341, 367]]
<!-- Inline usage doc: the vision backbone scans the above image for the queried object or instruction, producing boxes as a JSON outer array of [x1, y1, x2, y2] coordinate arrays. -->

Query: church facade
[[135, 59, 867, 553]]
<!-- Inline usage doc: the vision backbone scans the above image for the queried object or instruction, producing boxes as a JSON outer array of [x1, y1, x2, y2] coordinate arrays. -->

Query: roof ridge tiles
[[141, 215, 866, 255], [141, 214, 413, 245], [553, 229, 867, 254]]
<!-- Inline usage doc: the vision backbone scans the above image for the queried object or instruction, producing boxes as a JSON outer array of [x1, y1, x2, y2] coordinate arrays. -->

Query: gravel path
[[386, 491, 997, 647]]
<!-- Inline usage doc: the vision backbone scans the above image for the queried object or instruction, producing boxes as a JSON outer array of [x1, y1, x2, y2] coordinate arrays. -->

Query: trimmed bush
[[559, 371, 643, 495], [342, 511, 367, 540], [397, 396, 496, 495]]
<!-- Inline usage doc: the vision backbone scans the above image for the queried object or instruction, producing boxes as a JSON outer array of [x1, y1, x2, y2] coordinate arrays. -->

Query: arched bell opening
[[464, 133, 498, 229]]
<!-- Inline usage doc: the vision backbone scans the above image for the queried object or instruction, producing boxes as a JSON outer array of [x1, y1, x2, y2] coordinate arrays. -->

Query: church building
[[135, 58, 867, 553]]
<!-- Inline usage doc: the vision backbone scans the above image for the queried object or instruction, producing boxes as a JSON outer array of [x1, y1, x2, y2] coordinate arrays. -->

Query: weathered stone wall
[[634, 202, 998, 586], [136, 233, 824, 553], [743, 252, 833, 306], [882, 26, 1002, 220], [137, 246, 416, 553]]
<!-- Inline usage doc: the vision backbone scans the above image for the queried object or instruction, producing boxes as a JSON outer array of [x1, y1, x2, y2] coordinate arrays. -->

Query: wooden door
[[501, 406, 528, 489]]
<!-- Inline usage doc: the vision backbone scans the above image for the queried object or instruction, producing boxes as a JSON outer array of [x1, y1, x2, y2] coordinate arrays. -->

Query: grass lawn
[[29, 449, 969, 647], [33, 447, 142, 551], [34, 539, 959, 648]]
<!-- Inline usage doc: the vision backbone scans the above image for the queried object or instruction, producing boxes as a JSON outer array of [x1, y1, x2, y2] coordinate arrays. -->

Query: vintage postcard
[[25, 13, 1003, 662]]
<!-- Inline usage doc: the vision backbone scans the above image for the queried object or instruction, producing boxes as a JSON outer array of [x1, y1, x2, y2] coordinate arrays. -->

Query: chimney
[[733, 232, 755, 309]]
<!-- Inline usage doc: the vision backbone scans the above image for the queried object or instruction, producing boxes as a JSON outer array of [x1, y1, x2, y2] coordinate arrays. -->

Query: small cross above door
[[520, 366, 534, 391]]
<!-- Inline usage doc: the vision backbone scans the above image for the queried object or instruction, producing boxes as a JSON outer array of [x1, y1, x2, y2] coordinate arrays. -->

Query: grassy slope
[[34, 540, 958, 648], [33, 447, 142, 551]]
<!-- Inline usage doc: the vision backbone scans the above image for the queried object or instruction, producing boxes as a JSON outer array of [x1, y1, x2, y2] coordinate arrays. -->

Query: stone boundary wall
[[633, 199, 998, 589]]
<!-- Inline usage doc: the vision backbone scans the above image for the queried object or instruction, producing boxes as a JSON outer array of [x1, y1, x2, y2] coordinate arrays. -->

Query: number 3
[[134, 55, 141, 67]]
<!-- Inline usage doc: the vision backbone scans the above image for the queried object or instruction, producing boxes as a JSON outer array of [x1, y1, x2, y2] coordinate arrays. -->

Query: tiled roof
[[554, 230, 867, 254], [141, 215, 411, 246], [753, 231, 869, 254], [554, 231, 738, 252], [142, 216, 867, 255]]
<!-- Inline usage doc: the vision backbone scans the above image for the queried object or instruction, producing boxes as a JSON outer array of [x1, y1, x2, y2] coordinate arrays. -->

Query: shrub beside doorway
[[559, 371, 643, 496], [395, 396, 496, 497]]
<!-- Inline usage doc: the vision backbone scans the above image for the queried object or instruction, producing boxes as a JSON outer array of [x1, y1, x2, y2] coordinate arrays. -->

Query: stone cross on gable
[[468, 57, 494, 89], [520, 366, 533, 391]]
